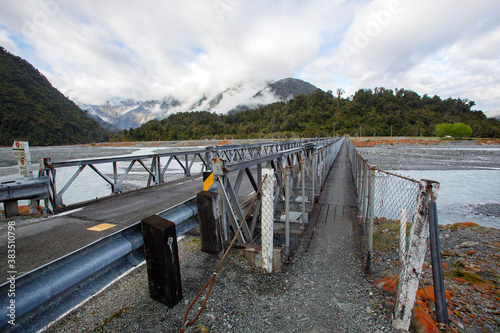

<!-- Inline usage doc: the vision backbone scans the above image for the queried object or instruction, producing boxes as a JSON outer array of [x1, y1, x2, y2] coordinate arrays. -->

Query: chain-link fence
[[346, 139, 445, 331], [347, 140, 422, 271]]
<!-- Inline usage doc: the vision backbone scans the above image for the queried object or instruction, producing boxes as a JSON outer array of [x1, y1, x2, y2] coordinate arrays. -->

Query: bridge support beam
[[141, 215, 183, 308]]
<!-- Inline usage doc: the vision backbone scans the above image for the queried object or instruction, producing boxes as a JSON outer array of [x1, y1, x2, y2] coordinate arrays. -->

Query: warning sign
[[13, 141, 33, 179]]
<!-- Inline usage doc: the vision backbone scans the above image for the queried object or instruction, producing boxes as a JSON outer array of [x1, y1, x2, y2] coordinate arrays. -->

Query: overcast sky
[[1, 0, 499, 116]]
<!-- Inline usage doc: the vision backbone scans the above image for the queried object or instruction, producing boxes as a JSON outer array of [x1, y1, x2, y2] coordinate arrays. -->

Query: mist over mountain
[[79, 78, 318, 130]]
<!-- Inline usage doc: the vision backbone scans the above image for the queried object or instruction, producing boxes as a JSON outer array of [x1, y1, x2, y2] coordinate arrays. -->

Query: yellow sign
[[87, 223, 116, 232], [203, 172, 214, 191]]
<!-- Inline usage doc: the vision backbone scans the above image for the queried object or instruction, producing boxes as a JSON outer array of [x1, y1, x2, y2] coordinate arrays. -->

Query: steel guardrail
[[0, 197, 198, 332], [0, 176, 50, 202]]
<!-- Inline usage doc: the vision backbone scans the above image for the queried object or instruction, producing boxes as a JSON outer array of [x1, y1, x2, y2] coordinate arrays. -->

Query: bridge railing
[[346, 139, 446, 331], [212, 137, 344, 272], [40, 139, 324, 212]]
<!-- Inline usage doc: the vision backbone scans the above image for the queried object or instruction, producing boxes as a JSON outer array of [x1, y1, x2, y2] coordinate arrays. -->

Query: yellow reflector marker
[[203, 172, 214, 191], [87, 223, 116, 232]]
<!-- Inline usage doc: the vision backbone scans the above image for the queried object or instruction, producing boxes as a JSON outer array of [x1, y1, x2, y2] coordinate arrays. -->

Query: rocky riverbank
[[371, 222, 500, 333]]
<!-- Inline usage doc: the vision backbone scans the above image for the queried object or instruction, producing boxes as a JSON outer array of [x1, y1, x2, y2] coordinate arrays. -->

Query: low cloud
[[0, 0, 499, 116]]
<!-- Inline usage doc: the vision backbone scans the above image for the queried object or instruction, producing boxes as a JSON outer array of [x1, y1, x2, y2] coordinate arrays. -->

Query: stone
[[411, 306, 440, 333], [374, 277, 397, 294], [459, 241, 479, 248]]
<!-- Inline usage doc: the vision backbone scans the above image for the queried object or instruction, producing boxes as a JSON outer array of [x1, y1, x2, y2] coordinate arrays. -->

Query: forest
[[118, 88, 499, 141], [0, 47, 112, 146], [2, 44, 498, 145]]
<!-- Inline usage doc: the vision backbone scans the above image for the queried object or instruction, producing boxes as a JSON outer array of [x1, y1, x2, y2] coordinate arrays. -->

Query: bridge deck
[[0, 174, 203, 281]]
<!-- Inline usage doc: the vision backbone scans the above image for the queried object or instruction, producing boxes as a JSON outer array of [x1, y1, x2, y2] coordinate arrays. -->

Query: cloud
[[0, 0, 499, 116]]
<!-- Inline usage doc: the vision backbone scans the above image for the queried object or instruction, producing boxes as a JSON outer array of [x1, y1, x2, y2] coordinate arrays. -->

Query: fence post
[[301, 160, 306, 227], [393, 180, 434, 330], [399, 209, 407, 263], [358, 156, 363, 196], [312, 153, 316, 203], [365, 167, 375, 274], [284, 167, 290, 259], [360, 162, 369, 235], [428, 184, 449, 326], [261, 168, 275, 272]]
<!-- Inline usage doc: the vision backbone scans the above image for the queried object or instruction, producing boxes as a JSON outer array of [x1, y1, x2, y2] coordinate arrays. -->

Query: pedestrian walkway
[[282, 144, 395, 332]]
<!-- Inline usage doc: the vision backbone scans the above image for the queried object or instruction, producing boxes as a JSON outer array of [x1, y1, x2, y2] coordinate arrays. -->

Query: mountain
[[0, 47, 112, 146], [255, 77, 318, 100], [80, 78, 319, 130], [118, 87, 500, 141], [86, 112, 120, 133]]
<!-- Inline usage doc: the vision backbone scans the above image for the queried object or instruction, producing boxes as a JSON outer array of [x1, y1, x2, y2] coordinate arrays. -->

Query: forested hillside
[[119, 88, 499, 141], [0, 47, 112, 146]]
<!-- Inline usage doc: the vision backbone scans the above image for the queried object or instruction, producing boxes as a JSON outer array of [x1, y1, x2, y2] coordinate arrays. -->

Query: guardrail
[[0, 197, 198, 332], [0, 176, 50, 217]]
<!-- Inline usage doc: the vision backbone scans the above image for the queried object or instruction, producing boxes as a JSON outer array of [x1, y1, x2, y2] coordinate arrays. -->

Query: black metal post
[[428, 200, 449, 325]]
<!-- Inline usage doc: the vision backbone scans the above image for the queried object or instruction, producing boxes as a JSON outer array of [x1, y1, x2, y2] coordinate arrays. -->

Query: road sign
[[13, 141, 33, 179]]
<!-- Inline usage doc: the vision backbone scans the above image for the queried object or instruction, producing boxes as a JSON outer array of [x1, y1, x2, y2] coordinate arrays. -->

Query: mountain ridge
[[80, 78, 319, 130], [0, 47, 112, 146]]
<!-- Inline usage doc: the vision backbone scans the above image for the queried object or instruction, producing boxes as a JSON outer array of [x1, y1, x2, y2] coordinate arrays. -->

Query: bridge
[[0, 138, 446, 332]]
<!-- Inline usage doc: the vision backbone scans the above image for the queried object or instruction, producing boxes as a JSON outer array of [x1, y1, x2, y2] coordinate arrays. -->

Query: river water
[[358, 143, 500, 229], [1, 142, 499, 228]]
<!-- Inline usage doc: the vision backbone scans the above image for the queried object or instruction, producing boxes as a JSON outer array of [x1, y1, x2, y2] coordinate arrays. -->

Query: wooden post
[[4, 200, 19, 218], [197, 191, 223, 258], [141, 215, 183, 308]]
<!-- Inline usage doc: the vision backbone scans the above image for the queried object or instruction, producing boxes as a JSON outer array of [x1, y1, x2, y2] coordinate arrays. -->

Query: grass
[[373, 218, 410, 252], [446, 268, 485, 284], [94, 307, 130, 332]]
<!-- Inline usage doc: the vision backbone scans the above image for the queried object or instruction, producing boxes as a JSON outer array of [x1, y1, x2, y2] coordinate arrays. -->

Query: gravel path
[[43, 146, 399, 333]]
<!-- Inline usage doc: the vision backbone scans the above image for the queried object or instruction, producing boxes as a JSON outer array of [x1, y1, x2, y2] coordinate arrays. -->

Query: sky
[[1, 0, 499, 117]]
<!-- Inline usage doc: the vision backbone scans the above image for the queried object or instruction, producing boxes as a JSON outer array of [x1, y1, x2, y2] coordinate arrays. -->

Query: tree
[[336, 88, 345, 116], [435, 123, 472, 138]]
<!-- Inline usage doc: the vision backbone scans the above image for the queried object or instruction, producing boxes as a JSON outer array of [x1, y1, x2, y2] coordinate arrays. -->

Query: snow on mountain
[[79, 78, 318, 130]]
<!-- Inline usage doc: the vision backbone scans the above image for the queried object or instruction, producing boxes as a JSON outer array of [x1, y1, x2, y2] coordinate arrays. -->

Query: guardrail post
[[197, 191, 223, 258], [393, 180, 434, 330], [141, 215, 183, 308], [3, 200, 19, 217]]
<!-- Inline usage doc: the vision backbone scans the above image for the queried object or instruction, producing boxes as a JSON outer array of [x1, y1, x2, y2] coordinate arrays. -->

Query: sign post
[[13, 141, 33, 180], [12, 141, 38, 213]]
